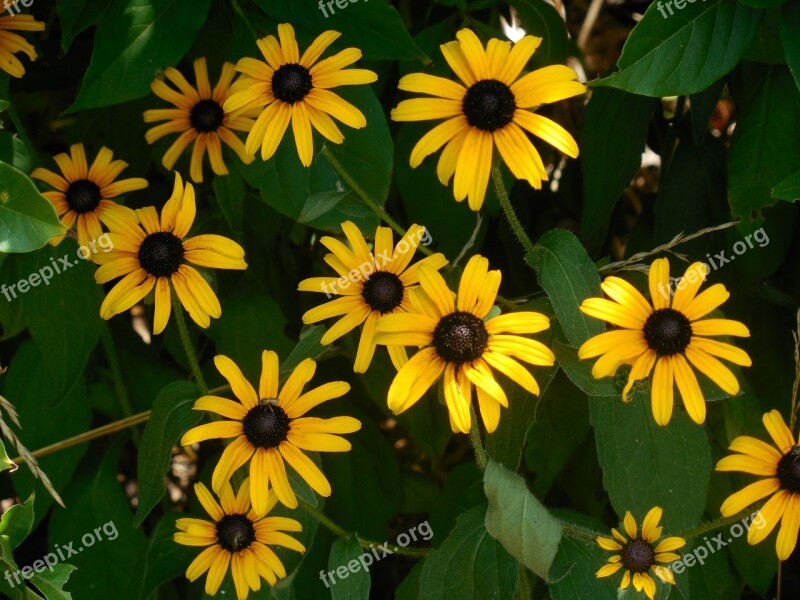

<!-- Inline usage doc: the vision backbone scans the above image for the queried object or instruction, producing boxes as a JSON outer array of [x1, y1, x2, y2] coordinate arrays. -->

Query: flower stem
[[468, 404, 488, 471], [172, 296, 208, 395], [560, 520, 603, 542], [676, 502, 765, 540], [101, 326, 139, 444], [299, 497, 428, 558], [491, 166, 535, 256]]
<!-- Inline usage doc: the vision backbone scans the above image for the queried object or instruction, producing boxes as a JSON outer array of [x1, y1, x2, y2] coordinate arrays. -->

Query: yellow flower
[[298, 221, 447, 373], [175, 478, 304, 599], [391, 28, 585, 211], [223, 23, 377, 166], [596, 507, 685, 600], [94, 172, 246, 334], [31, 144, 148, 248], [373, 254, 554, 433], [578, 258, 751, 426], [144, 57, 259, 183], [0, 14, 44, 78], [717, 410, 800, 560], [180, 351, 360, 513]]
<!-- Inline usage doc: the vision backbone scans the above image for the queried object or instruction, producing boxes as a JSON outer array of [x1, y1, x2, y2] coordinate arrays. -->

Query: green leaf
[[280, 325, 329, 374], [134, 381, 201, 526], [782, 1, 800, 91], [772, 167, 800, 201], [66, 0, 213, 112], [428, 463, 485, 544], [212, 171, 246, 235], [552, 341, 618, 397], [0, 494, 34, 550], [0, 437, 17, 473], [0, 162, 66, 253], [507, 0, 569, 68], [419, 505, 517, 600], [28, 564, 77, 600], [326, 536, 371, 600], [547, 529, 618, 600], [484, 459, 563, 581], [740, 0, 785, 7], [594, 0, 762, 96], [138, 512, 198, 599], [526, 229, 604, 347], [395, 561, 424, 600], [589, 390, 711, 531], [57, 0, 114, 50]]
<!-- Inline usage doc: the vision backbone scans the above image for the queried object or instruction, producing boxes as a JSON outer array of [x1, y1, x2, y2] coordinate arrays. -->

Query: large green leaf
[[507, 0, 569, 68], [66, 0, 213, 112], [0, 494, 34, 550], [772, 166, 800, 201], [326, 536, 371, 600], [594, 0, 762, 96], [552, 341, 618, 397], [782, 1, 800, 91], [137, 512, 198, 599], [57, 0, 114, 50], [0, 162, 66, 253]]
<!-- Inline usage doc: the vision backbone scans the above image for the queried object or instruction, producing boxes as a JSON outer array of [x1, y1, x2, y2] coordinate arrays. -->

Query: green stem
[[468, 404, 488, 471], [299, 498, 428, 558], [172, 296, 208, 394], [101, 326, 139, 444], [492, 166, 535, 256], [5, 102, 35, 160], [676, 502, 765, 540], [230, 0, 258, 40], [561, 521, 603, 542]]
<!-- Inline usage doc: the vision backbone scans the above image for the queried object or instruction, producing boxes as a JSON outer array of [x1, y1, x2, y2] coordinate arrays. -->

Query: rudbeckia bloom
[[391, 28, 585, 211], [175, 478, 304, 599], [31, 144, 148, 248], [596, 507, 685, 599], [578, 258, 751, 426], [717, 410, 800, 560], [373, 254, 554, 433], [223, 23, 377, 166], [180, 351, 359, 513], [94, 172, 246, 334], [0, 14, 44, 78], [144, 57, 259, 183], [298, 221, 447, 373]]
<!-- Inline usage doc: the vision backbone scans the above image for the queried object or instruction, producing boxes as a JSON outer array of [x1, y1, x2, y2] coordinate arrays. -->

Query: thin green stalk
[[561, 521, 603, 542], [492, 166, 535, 256], [230, 0, 258, 40], [468, 404, 488, 471], [101, 326, 140, 444], [676, 502, 765, 540], [5, 103, 35, 160], [172, 296, 208, 394]]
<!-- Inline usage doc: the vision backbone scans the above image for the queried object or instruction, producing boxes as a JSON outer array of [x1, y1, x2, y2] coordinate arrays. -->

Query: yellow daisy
[[578, 258, 752, 426], [373, 254, 554, 433], [390, 28, 585, 210], [175, 478, 304, 599], [31, 144, 148, 248], [94, 172, 247, 334], [0, 14, 44, 78], [180, 351, 360, 513], [223, 23, 377, 166], [596, 507, 685, 600], [298, 221, 447, 373], [144, 57, 260, 183], [717, 410, 800, 560]]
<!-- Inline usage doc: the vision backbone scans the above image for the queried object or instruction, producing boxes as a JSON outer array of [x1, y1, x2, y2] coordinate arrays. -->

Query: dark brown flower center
[[190, 99, 225, 132], [216, 514, 256, 553], [242, 401, 290, 448], [138, 231, 185, 278], [462, 79, 516, 132], [432, 311, 488, 364], [621, 538, 655, 573], [361, 271, 405, 314], [777, 446, 800, 494], [643, 308, 692, 357], [65, 179, 102, 214], [272, 64, 313, 104]]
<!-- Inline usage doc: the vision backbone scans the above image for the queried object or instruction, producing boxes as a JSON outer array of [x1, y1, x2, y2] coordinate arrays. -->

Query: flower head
[[717, 410, 800, 560], [391, 28, 585, 210], [31, 144, 148, 248], [298, 221, 447, 373], [0, 15, 44, 78], [94, 172, 247, 334], [223, 23, 377, 166], [180, 351, 360, 513], [578, 258, 751, 425], [175, 478, 304, 599], [596, 507, 685, 599], [373, 254, 554, 433], [144, 57, 259, 183]]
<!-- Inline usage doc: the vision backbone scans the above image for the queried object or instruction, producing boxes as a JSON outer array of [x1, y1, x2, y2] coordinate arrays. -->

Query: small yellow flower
[[0, 14, 44, 78], [596, 507, 685, 599]]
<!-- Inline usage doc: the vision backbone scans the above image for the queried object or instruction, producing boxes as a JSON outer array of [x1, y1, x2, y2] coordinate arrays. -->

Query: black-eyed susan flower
[[94, 172, 246, 334], [391, 28, 585, 211], [144, 57, 260, 183], [298, 221, 447, 373], [0, 14, 44, 78], [596, 507, 685, 599], [175, 478, 303, 599], [717, 410, 800, 560], [223, 23, 377, 166], [578, 258, 751, 426], [373, 254, 554, 433], [31, 144, 148, 248], [180, 351, 359, 513]]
